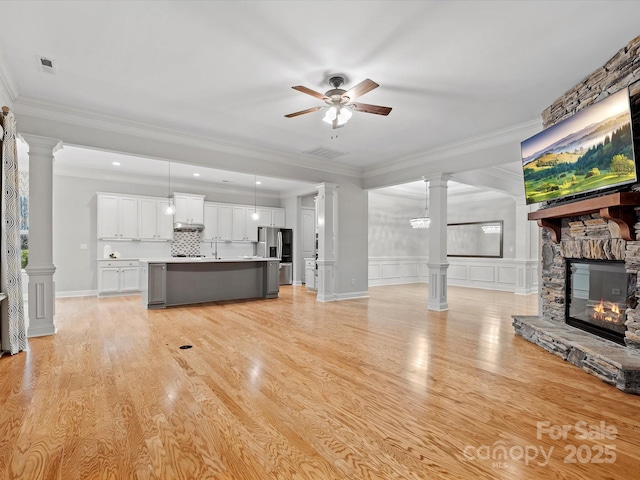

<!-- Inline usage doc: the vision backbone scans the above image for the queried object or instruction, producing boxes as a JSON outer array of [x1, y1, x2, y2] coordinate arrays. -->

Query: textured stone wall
[[542, 35, 640, 128]]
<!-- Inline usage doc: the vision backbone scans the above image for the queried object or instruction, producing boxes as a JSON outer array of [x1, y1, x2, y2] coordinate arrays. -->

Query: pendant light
[[164, 162, 176, 215], [410, 180, 431, 229], [251, 175, 259, 220]]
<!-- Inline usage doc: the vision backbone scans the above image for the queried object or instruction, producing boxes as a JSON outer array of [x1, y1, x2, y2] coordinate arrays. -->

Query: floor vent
[[302, 147, 347, 161]]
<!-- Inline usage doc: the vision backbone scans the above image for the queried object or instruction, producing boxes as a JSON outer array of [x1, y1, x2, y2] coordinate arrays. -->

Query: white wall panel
[[469, 266, 495, 282]]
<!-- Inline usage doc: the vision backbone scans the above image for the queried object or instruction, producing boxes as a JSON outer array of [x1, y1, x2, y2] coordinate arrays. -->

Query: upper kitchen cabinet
[[139, 197, 173, 241], [97, 193, 139, 240], [203, 202, 233, 241], [232, 206, 259, 242], [257, 207, 286, 227], [173, 193, 205, 224]]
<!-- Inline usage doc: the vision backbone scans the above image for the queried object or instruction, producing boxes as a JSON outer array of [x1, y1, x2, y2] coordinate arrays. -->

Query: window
[[18, 171, 28, 268]]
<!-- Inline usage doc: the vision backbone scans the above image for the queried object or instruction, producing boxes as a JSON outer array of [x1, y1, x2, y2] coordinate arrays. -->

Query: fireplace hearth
[[566, 260, 634, 345]]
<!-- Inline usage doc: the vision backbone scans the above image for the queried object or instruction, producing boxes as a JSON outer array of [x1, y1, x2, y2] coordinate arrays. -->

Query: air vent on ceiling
[[36, 55, 56, 74], [302, 147, 347, 161]]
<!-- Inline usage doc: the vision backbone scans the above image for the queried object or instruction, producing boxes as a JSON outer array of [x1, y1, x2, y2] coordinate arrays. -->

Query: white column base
[[427, 263, 449, 311], [316, 259, 335, 303], [25, 264, 57, 337]]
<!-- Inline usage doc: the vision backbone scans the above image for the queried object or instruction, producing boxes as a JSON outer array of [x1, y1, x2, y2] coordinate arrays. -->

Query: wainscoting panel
[[368, 264, 381, 281], [498, 266, 517, 285], [369, 257, 427, 286], [468, 265, 495, 283], [448, 265, 468, 281], [369, 256, 538, 293]]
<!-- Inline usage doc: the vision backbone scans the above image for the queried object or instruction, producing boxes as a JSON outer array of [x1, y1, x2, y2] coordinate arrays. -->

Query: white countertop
[[97, 257, 140, 261], [139, 256, 277, 264]]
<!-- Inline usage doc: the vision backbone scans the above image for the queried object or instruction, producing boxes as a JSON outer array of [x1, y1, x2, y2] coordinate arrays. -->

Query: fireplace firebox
[[566, 260, 634, 345]]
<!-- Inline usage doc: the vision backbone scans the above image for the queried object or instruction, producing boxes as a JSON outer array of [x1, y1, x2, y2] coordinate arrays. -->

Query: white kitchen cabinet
[[204, 203, 234, 241], [272, 208, 286, 227], [218, 204, 232, 240], [232, 206, 259, 242], [174, 193, 205, 224], [257, 207, 286, 227], [97, 193, 139, 240], [203, 202, 219, 240], [97, 260, 140, 296], [305, 258, 316, 291], [257, 207, 272, 226], [139, 197, 173, 241]]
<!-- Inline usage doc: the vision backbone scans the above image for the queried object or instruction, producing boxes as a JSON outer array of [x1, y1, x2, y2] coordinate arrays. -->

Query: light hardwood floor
[[1, 284, 639, 479]]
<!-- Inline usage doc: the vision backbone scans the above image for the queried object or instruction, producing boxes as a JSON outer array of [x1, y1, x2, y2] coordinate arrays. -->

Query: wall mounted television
[[521, 87, 636, 206]]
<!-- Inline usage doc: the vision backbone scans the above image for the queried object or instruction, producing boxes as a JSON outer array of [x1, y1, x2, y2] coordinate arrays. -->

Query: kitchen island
[[139, 257, 279, 309]]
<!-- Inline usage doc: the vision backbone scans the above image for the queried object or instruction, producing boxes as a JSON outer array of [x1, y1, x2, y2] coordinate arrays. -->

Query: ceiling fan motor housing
[[325, 76, 349, 105]]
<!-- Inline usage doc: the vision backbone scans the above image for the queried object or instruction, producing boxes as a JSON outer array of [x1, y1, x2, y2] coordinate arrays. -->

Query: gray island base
[[140, 257, 280, 309]]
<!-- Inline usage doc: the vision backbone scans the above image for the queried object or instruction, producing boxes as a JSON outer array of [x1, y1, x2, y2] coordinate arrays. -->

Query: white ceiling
[[3, 1, 640, 197]]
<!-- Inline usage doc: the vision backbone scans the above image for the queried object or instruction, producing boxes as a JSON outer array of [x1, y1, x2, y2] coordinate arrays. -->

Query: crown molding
[[13, 96, 364, 179], [363, 119, 542, 179]]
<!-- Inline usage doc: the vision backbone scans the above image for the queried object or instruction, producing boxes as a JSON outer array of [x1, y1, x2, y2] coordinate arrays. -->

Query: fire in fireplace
[[566, 260, 634, 345]]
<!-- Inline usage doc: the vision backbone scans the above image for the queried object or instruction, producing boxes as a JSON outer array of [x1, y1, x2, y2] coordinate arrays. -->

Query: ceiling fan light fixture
[[322, 106, 337, 124], [337, 107, 352, 125]]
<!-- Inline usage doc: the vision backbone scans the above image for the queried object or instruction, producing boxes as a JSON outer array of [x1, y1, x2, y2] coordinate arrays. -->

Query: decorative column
[[21, 134, 61, 337], [514, 198, 538, 295], [315, 183, 337, 302], [426, 173, 452, 311]]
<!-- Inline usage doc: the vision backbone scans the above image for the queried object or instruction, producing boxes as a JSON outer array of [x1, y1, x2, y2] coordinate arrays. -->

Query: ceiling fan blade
[[351, 102, 392, 116], [292, 85, 328, 100], [344, 79, 378, 100], [284, 106, 323, 118]]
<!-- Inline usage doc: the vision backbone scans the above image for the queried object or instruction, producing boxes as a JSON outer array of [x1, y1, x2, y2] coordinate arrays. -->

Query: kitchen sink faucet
[[211, 239, 219, 259]]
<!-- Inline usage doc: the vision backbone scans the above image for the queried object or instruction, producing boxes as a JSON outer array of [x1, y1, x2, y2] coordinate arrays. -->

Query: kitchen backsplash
[[171, 231, 202, 256], [97, 239, 256, 259]]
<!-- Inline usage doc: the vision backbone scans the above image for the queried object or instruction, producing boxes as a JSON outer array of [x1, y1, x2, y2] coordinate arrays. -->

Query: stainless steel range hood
[[173, 222, 204, 232]]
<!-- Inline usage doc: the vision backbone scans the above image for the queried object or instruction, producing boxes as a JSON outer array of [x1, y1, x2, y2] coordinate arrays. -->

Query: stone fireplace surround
[[513, 193, 640, 394], [512, 35, 640, 394]]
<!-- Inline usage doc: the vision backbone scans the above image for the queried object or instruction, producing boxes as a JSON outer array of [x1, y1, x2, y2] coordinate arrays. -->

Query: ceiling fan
[[284, 76, 392, 129]]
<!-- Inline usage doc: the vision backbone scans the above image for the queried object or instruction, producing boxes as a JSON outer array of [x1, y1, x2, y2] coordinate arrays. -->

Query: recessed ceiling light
[[112, 162, 120, 166], [256, 181, 262, 185], [193, 173, 200, 177]]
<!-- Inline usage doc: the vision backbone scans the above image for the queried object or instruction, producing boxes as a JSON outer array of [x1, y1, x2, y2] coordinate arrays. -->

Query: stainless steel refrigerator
[[257, 227, 293, 285]]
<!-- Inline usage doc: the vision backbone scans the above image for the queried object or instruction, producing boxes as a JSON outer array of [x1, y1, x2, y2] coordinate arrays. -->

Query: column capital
[[19, 134, 62, 153], [424, 173, 453, 186], [315, 182, 339, 193]]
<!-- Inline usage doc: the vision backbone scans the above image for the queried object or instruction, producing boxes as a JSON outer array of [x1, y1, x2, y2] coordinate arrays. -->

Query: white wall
[[334, 181, 369, 299], [369, 192, 426, 258]]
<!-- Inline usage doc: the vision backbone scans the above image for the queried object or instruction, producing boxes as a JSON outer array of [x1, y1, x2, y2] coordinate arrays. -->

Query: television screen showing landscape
[[522, 88, 636, 205]]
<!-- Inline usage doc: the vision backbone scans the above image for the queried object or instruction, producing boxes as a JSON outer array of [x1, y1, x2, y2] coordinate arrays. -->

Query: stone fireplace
[[532, 194, 640, 349], [513, 192, 640, 393]]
